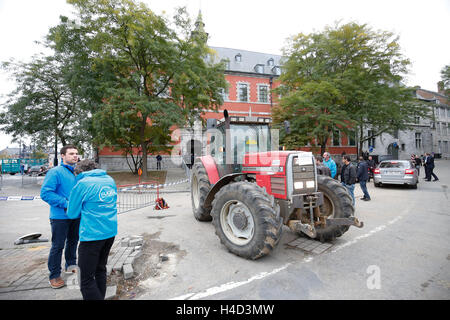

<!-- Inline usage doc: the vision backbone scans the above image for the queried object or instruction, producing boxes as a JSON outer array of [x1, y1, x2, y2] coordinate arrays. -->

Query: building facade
[[365, 87, 449, 160]]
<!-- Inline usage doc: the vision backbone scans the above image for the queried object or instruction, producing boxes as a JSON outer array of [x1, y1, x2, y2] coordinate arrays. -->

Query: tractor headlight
[[294, 182, 303, 189], [306, 180, 315, 189], [295, 180, 315, 190]]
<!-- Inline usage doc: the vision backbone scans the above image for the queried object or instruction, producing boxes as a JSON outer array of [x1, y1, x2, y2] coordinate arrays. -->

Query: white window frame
[[257, 84, 269, 103], [237, 82, 250, 102]]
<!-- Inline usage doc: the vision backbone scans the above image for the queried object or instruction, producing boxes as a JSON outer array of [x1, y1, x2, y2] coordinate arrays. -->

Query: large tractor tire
[[314, 175, 354, 241], [211, 181, 283, 260], [191, 160, 213, 221]]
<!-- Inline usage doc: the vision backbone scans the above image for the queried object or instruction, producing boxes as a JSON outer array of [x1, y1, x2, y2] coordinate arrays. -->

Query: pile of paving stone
[[107, 235, 143, 280]]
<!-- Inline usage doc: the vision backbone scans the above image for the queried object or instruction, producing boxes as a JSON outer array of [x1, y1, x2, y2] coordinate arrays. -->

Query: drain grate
[[287, 237, 333, 254]]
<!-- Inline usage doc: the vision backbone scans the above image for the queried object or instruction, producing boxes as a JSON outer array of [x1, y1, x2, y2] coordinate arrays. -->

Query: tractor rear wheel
[[314, 175, 354, 241], [191, 160, 213, 221], [211, 181, 282, 260]]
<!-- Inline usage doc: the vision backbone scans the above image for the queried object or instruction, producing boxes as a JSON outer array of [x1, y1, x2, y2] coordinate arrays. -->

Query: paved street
[[0, 161, 449, 300]]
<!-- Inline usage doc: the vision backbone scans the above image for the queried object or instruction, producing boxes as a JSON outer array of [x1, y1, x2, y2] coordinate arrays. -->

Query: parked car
[[28, 165, 48, 176], [373, 160, 418, 189]]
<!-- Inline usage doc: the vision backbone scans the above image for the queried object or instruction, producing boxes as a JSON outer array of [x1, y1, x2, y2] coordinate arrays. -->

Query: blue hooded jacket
[[324, 158, 337, 179], [66, 169, 118, 242], [40, 164, 77, 219]]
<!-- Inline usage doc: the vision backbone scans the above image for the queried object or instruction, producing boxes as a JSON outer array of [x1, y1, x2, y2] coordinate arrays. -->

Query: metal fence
[[116, 178, 190, 214], [116, 181, 160, 214]]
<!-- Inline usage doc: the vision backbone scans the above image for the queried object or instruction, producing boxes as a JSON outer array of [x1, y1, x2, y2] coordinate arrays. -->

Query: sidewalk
[[0, 168, 190, 300]]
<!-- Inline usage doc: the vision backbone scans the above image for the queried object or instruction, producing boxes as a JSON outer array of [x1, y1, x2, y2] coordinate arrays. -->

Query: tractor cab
[[207, 111, 273, 175]]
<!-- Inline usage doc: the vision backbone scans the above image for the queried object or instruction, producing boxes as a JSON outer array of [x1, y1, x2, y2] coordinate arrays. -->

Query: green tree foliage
[[66, 0, 227, 177], [439, 65, 450, 97], [273, 22, 428, 155]]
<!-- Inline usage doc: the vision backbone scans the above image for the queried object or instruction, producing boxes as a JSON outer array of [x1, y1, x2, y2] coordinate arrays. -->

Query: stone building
[[365, 87, 449, 161]]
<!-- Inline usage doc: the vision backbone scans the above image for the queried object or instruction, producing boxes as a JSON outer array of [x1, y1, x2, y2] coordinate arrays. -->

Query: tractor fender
[[199, 155, 221, 185], [204, 173, 247, 208]]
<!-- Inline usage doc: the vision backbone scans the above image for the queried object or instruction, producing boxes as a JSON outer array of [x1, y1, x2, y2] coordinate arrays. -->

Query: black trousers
[[78, 237, 115, 300]]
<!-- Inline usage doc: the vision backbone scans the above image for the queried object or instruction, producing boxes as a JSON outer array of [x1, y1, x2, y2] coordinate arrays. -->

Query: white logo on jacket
[[99, 186, 116, 204]]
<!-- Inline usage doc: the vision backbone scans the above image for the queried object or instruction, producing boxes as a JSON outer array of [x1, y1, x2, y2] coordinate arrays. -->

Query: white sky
[[0, 0, 449, 150]]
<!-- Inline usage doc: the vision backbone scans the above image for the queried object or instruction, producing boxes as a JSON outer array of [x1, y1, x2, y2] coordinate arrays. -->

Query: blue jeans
[[341, 182, 355, 206], [48, 218, 80, 280], [359, 180, 371, 200]]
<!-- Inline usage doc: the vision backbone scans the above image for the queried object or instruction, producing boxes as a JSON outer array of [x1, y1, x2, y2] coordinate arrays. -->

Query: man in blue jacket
[[323, 152, 337, 179], [67, 159, 118, 300], [40, 145, 80, 289]]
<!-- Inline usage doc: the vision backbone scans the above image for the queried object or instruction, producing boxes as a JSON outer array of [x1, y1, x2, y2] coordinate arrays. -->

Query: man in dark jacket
[[357, 156, 371, 201], [424, 153, 439, 181], [340, 155, 357, 206]]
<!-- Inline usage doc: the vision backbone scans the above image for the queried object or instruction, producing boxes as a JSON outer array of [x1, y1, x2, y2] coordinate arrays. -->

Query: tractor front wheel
[[211, 181, 282, 260], [314, 175, 355, 241]]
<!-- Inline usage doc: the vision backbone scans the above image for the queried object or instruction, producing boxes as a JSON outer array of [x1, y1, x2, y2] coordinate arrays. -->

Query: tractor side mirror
[[207, 118, 217, 130], [284, 120, 291, 134]]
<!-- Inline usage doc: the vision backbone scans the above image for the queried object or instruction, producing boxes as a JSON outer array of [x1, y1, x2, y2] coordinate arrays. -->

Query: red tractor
[[191, 110, 363, 259]]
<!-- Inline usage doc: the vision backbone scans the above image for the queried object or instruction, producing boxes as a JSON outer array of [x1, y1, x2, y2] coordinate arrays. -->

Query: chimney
[[437, 81, 445, 95]]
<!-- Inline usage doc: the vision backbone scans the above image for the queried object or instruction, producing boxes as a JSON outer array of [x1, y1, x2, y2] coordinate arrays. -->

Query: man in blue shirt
[[323, 152, 337, 179], [40, 145, 80, 289], [67, 159, 118, 300]]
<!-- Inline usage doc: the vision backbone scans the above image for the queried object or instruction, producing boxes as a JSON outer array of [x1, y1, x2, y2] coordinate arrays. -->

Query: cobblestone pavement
[[0, 237, 140, 299]]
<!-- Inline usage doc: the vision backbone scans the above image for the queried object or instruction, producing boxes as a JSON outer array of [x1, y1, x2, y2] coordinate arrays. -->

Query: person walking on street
[[340, 155, 357, 206], [367, 156, 376, 182], [156, 154, 162, 170], [414, 154, 422, 177], [357, 156, 371, 201], [323, 152, 337, 179], [67, 159, 118, 300], [315, 156, 331, 177], [40, 144, 80, 289], [424, 152, 439, 181]]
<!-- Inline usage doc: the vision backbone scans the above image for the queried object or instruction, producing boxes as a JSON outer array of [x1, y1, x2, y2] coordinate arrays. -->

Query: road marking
[[170, 215, 403, 300], [170, 263, 293, 300]]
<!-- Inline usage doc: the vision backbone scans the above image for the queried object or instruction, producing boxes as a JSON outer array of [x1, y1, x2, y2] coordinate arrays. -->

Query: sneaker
[[49, 277, 65, 289]]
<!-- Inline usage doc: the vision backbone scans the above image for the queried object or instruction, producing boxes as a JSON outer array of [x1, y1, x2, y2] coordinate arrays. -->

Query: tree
[[439, 65, 450, 97], [67, 0, 227, 177], [0, 54, 89, 165], [273, 22, 428, 155]]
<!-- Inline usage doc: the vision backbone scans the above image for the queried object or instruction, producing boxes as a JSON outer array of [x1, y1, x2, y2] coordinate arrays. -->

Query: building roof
[[0, 147, 20, 156], [209, 46, 283, 76]]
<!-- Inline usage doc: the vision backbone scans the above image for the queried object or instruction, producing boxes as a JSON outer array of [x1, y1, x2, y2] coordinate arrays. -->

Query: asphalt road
[[0, 161, 448, 300]]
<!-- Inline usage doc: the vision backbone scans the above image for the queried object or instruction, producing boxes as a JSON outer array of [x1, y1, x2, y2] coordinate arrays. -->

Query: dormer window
[[221, 58, 230, 70], [235, 53, 242, 62], [255, 64, 264, 73], [267, 58, 274, 66], [272, 66, 281, 75]]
